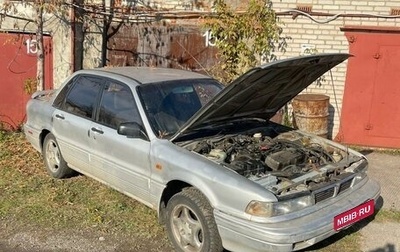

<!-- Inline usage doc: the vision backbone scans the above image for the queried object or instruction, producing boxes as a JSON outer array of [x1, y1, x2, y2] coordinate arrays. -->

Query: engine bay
[[181, 130, 362, 197]]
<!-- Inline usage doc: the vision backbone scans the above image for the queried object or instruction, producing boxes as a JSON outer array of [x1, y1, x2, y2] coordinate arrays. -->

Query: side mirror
[[118, 122, 148, 140]]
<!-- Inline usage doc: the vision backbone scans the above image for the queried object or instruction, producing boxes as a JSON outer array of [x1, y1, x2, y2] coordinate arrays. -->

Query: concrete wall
[[270, 0, 400, 138], [82, 23, 103, 69]]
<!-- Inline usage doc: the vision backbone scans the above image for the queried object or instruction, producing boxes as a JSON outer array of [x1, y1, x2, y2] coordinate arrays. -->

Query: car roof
[[90, 67, 212, 84]]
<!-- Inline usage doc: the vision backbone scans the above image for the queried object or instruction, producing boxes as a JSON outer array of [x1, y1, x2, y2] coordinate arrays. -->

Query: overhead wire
[[63, 3, 400, 23], [278, 9, 400, 24]]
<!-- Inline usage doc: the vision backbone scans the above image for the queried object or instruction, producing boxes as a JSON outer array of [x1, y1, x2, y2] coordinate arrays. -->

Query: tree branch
[[1, 12, 35, 23]]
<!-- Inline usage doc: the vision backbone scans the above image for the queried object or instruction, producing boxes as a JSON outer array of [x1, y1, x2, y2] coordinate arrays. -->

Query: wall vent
[[296, 4, 312, 13], [390, 8, 400, 16]]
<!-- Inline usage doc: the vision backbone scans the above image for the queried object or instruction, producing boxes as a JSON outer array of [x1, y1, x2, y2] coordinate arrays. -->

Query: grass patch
[[0, 132, 164, 238], [348, 145, 400, 156], [375, 209, 400, 223]]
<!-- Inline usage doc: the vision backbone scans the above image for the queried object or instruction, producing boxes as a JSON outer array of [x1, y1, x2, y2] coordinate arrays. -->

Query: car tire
[[165, 187, 223, 252], [43, 133, 73, 179]]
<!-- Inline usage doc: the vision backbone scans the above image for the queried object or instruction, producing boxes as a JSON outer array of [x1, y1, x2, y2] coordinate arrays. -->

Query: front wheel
[[165, 187, 223, 252], [43, 133, 74, 178]]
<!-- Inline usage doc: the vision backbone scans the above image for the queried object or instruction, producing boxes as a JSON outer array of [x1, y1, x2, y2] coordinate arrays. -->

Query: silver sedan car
[[24, 53, 380, 252]]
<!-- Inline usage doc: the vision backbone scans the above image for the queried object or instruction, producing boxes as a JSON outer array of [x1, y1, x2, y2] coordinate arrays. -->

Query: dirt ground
[[358, 151, 400, 252], [0, 217, 173, 252]]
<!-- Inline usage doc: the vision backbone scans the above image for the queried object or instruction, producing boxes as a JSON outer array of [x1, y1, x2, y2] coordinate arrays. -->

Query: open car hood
[[171, 53, 349, 141]]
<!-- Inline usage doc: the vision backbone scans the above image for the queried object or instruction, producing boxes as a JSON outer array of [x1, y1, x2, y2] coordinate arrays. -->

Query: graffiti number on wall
[[203, 30, 216, 47], [26, 39, 38, 54]]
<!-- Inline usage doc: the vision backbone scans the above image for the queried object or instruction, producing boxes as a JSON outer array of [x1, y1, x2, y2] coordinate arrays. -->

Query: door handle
[[55, 114, 65, 120], [91, 127, 104, 134], [56, 114, 65, 120]]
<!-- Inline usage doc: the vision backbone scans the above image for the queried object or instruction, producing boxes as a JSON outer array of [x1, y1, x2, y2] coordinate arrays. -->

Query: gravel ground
[[0, 218, 173, 252], [360, 222, 400, 252], [359, 152, 400, 252]]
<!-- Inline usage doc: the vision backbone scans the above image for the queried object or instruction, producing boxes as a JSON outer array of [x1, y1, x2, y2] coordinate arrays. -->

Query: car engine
[[182, 131, 359, 196]]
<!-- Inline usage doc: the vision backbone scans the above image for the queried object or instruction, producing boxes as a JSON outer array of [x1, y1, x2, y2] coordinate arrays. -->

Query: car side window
[[53, 78, 75, 109], [97, 82, 142, 129], [62, 76, 103, 119]]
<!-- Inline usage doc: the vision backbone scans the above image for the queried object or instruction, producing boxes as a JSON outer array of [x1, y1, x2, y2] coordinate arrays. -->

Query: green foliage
[[203, 0, 287, 83], [0, 129, 5, 142], [375, 209, 400, 222], [282, 104, 292, 127], [23, 77, 38, 95]]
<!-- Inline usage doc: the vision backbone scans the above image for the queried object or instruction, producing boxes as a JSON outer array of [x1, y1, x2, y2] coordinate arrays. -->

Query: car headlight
[[353, 170, 367, 185], [345, 158, 368, 186], [346, 158, 368, 173], [245, 195, 314, 217]]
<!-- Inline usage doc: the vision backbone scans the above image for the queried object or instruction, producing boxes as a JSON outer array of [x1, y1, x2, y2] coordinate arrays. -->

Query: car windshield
[[137, 79, 223, 138]]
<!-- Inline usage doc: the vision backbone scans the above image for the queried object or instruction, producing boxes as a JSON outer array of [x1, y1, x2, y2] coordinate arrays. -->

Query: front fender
[[150, 139, 277, 220]]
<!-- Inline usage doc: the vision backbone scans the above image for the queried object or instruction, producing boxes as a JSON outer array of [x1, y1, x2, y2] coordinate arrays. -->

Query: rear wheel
[[165, 187, 223, 252], [43, 133, 73, 178]]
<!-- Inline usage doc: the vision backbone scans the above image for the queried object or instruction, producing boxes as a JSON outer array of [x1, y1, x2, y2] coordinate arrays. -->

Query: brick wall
[[270, 0, 400, 139]]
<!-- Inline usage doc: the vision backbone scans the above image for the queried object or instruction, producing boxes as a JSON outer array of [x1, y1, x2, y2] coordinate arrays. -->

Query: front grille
[[313, 177, 354, 203], [314, 187, 335, 203], [338, 179, 352, 194]]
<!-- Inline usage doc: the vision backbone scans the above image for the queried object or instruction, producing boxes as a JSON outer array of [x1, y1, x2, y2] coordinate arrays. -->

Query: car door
[[89, 80, 152, 204], [52, 75, 103, 173]]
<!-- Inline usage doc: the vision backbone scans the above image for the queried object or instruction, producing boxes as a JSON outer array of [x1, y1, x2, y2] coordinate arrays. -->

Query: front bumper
[[214, 177, 381, 252]]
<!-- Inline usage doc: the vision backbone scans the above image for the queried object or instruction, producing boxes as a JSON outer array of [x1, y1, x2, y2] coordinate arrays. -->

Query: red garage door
[[0, 32, 53, 130], [339, 27, 400, 148]]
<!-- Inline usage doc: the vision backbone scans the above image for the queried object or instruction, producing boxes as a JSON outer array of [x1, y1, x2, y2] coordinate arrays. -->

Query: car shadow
[[61, 169, 83, 179], [369, 243, 396, 252], [359, 149, 375, 155]]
